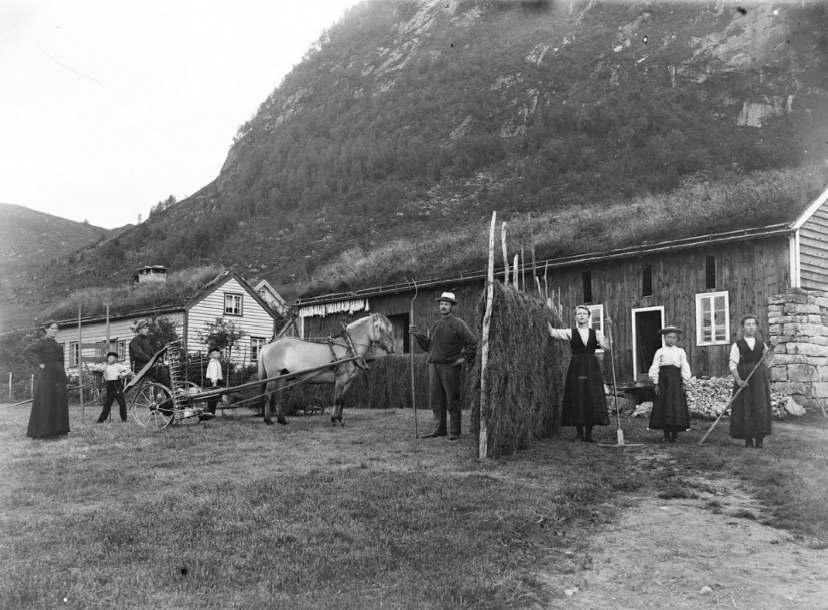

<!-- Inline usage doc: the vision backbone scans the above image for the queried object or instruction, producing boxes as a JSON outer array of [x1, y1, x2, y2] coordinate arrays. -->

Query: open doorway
[[387, 313, 410, 354], [631, 306, 664, 381]]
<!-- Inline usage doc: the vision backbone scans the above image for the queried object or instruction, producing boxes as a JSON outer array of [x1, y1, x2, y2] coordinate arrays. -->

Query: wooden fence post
[[479, 212, 497, 460]]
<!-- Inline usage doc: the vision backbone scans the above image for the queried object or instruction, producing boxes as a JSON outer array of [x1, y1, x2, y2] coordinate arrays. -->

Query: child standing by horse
[[647, 326, 692, 443]]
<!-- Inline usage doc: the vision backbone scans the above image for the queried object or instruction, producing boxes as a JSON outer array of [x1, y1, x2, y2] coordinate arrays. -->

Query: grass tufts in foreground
[[2, 403, 827, 608]]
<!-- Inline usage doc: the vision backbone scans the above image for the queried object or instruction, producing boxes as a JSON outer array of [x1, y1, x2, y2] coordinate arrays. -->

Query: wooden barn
[[296, 183, 828, 387], [54, 271, 282, 373]]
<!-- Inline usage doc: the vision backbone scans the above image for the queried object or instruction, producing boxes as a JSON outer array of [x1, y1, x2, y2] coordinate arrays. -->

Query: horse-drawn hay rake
[[124, 334, 382, 430]]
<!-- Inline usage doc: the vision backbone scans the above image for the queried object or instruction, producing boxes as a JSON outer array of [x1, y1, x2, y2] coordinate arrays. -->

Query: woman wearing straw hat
[[547, 305, 609, 442], [410, 291, 478, 441], [647, 326, 692, 443]]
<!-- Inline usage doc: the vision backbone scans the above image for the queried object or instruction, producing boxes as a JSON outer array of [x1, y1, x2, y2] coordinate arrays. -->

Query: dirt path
[[539, 452, 828, 609]]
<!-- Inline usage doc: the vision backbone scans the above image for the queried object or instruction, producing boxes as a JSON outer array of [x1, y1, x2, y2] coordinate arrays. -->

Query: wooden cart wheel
[[131, 383, 174, 429], [307, 397, 324, 415]]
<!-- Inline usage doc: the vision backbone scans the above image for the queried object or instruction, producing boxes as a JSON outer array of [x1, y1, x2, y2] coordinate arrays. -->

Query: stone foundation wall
[[768, 288, 828, 409]]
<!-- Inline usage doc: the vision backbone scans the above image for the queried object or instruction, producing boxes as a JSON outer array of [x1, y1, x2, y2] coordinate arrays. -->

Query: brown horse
[[258, 313, 395, 426]]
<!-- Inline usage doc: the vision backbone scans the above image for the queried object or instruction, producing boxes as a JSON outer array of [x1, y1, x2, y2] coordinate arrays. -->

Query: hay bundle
[[471, 281, 568, 457]]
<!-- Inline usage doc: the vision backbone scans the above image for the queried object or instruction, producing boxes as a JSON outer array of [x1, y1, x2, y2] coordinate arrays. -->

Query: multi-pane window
[[250, 337, 266, 362], [69, 342, 79, 366], [696, 291, 729, 345], [224, 293, 243, 316], [586, 304, 604, 334], [117, 340, 126, 361]]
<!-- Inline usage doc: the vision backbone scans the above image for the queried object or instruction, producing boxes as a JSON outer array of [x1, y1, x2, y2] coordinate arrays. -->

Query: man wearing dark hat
[[92, 351, 133, 423], [410, 291, 478, 440], [129, 319, 171, 388]]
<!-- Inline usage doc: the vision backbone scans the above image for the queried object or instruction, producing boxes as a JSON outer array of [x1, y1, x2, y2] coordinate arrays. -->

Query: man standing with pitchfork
[[410, 292, 478, 441]]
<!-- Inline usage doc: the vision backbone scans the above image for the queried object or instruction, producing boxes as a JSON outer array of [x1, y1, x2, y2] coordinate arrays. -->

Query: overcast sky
[[0, 0, 362, 229]]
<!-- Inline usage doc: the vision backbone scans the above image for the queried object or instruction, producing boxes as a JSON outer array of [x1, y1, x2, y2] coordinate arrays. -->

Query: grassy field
[[1, 403, 827, 610]]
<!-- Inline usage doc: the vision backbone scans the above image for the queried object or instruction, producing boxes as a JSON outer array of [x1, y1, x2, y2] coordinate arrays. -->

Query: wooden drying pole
[[479, 212, 497, 460], [501, 222, 509, 285]]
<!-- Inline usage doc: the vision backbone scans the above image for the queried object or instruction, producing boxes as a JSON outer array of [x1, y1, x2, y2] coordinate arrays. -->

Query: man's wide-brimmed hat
[[436, 291, 457, 304], [658, 326, 683, 336]]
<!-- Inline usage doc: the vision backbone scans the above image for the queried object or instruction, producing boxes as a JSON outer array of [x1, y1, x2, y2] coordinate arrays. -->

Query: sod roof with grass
[[300, 167, 828, 302]]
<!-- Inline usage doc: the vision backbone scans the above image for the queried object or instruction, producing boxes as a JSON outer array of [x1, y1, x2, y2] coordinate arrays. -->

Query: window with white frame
[[250, 337, 266, 362], [587, 304, 605, 352], [586, 304, 604, 334], [117, 340, 126, 361], [69, 342, 79, 366], [696, 291, 730, 345], [224, 293, 243, 316]]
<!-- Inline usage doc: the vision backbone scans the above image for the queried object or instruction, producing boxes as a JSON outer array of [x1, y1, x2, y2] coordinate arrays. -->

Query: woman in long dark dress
[[729, 314, 772, 448], [22, 320, 70, 439], [548, 305, 609, 442]]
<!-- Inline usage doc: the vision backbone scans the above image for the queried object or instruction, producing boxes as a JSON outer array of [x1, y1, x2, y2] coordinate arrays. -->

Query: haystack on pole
[[501, 222, 509, 285], [479, 212, 497, 460], [512, 255, 519, 290]]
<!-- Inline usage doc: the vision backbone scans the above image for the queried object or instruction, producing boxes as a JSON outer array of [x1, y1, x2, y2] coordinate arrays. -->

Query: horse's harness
[[326, 322, 391, 372]]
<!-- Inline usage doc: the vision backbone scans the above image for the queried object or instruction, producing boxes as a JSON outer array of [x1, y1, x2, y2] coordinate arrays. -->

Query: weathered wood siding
[[799, 204, 828, 291], [301, 284, 482, 354], [299, 237, 791, 385], [186, 278, 276, 365], [536, 237, 790, 382], [55, 314, 186, 371]]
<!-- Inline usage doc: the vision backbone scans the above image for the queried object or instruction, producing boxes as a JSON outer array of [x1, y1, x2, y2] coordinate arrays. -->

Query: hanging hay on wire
[[280, 354, 470, 413], [471, 281, 569, 458]]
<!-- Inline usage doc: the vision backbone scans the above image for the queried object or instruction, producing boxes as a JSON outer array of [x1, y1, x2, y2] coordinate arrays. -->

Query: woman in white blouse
[[548, 305, 609, 442], [647, 326, 692, 443], [729, 314, 773, 448]]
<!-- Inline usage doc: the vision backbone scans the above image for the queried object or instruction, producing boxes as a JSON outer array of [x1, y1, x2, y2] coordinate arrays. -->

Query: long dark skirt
[[561, 353, 608, 427], [730, 362, 772, 439], [648, 365, 690, 432], [27, 363, 70, 439]]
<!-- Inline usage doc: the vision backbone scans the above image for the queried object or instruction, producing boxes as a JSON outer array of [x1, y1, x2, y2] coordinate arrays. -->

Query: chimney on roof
[[133, 265, 168, 286]]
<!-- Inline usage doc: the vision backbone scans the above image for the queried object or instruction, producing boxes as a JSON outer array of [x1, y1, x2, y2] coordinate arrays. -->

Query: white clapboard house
[[55, 270, 282, 373]]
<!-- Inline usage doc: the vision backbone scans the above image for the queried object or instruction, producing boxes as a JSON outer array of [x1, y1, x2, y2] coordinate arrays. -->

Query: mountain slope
[[0, 204, 117, 331], [10, 0, 828, 323]]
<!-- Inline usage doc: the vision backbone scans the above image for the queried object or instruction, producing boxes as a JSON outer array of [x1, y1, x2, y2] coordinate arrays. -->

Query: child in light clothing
[[648, 326, 692, 443], [93, 351, 132, 423], [203, 347, 224, 417]]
